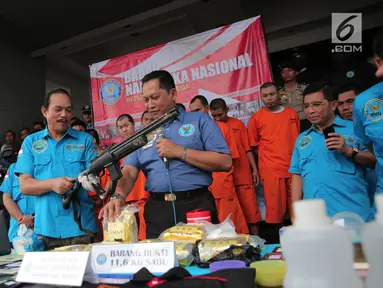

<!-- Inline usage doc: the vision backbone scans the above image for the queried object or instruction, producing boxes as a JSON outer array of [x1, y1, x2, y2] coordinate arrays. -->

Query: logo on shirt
[[179, 124, 195, 137], [100, 80, 122, 105], [32, 140, 48, 154], [298, 135, 312, 149], [142, 131, 157, 150], [364, 98, 383, 122], [344, 134, 356, 145], [65, 144, 86, 152]]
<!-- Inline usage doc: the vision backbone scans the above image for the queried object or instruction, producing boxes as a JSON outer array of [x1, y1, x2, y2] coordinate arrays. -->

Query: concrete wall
[[45, 69, 91, 119], [0, 38, 46, 144]]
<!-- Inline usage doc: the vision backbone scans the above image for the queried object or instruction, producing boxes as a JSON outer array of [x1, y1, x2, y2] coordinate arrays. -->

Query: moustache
[[57, 119, 68, 123]]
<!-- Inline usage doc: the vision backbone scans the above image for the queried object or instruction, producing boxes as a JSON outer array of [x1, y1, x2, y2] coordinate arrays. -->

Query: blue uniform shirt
[[0, 163, 35, 242], [353, 81, 383, 194], [14, 127, 98, 238], [289, 116, 373, 221], [123, 108, 230, 192]]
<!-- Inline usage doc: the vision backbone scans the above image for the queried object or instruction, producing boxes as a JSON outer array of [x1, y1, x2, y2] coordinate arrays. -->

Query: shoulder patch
[[32, 140, 48, 154], [298, 135, 312, 150], [364, 98, 383, 122], [343, 134, 356, 146], [179, 124, 195, 137]]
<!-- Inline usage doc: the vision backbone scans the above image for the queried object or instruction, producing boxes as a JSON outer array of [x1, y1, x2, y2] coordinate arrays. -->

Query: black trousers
[[144, 187, 218, 239]]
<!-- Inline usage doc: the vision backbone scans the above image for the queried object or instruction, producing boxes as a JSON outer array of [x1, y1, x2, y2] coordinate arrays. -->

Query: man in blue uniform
[[336, 86, 378, 206], [353, 27, 383, 195], [1, 163, 35, 243], [99, 70, 232, 238], [290, 83, 376, 221], [15, 88, 98, 250]]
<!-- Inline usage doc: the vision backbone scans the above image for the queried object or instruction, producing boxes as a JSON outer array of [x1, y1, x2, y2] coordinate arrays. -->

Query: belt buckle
[[164, 193, 176, 201]]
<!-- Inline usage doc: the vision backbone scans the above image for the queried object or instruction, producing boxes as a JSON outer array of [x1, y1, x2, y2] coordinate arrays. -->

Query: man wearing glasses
[[289, 83, 376, 222]]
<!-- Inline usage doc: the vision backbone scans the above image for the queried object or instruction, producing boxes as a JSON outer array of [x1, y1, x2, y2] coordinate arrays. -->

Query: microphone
[[156, 126, 169, 168]]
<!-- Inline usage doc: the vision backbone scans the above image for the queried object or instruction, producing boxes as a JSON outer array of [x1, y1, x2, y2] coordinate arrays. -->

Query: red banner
[[90, 16, 272, 147]]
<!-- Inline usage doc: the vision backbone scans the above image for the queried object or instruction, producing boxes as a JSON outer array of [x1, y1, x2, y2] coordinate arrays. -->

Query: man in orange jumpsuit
[[247, 82, 299, 227], [114, 114, 150, 240], [189, 95, 248, 234], [210, 99, 261, 235]]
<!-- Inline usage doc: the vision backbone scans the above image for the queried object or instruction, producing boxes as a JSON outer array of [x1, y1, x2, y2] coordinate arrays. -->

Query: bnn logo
[[332, 13, 362, 53]]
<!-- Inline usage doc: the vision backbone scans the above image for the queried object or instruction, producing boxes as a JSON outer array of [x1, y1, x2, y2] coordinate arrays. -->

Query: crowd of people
[[0, 28, 382, 249]]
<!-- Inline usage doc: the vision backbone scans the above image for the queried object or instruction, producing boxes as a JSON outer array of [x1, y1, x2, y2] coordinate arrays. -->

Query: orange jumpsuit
[[226, 117, 262, 224], [209, 121, 249, 234], [248, 107, 300, 223], [125, 171, 149, 240]]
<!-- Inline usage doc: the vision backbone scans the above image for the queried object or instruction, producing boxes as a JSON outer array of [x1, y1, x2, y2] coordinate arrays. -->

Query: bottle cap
[[294, 199, 331, 228]]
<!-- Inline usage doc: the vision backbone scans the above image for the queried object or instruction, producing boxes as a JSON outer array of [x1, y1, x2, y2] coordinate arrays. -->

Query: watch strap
[[351, 147, 359, 162], [111, 193, 125, 202]]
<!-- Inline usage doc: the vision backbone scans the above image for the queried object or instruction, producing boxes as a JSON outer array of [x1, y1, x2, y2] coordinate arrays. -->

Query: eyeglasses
[[303, 101, 330, 111]]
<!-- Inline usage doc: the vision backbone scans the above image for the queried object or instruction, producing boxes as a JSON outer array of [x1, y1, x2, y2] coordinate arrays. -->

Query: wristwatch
[[351, 147, 359, 162], [110, 193, 125, 202]]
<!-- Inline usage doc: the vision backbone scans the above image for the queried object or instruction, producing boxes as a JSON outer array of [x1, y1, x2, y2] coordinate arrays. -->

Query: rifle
[[61, 107, 179, 234]]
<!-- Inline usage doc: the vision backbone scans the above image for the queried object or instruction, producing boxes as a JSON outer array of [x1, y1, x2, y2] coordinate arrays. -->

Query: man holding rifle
[[15, 89, 98, 249], [97, 70, 232, 238]]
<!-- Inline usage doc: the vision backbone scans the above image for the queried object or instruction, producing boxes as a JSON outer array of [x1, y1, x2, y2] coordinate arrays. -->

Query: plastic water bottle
[[282, 199, 362, 288], [361, 194, 383, 288]]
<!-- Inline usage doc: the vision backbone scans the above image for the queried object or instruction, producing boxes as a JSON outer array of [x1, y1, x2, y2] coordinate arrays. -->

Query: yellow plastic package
[[176, 242, 194, 267], [103, 204, 139, 243], [140, 239, 194, 267], [197, 237, 247, 262], [160, 223, 206, 242]]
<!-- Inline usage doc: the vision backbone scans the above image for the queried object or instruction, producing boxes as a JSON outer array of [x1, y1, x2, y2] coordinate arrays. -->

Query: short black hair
[[20, 127, 30, 133], [373, 27, 383, 59], [70, 117, 80, 122], [142, 70, 175, 93], [32, 121, 45, 130], [260, 82, 278, 90], [303, 83, 338, 102], [337, 85, 361, 99], [44, 88, 72, 109], [87, 129, 100, 145], [5, 130, 16, 138], [190, 95, 209, 106], [116, 114, 134, 126], [210, 98, 227, 111], [176, 103, 186, 111], [70, 119, 87, 130]]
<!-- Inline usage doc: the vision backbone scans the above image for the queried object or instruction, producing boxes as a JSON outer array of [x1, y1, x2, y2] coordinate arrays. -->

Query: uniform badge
[[364, 98, 383, 122], [298, 135, 312, 150], [179, 124, 195, 137], [32, 140, 48, 154], [344, 134, 356, 145], [65, 144, 86, 152], [142, 131, 157, 150]]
